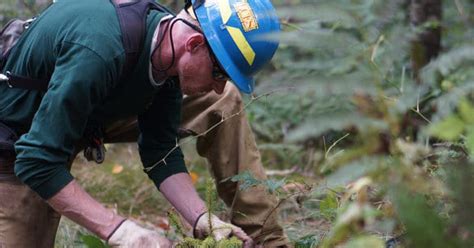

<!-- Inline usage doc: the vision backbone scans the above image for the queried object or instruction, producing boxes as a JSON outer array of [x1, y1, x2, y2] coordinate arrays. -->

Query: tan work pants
[[0, 158, 61, 248], [0, 84, 288, 247]]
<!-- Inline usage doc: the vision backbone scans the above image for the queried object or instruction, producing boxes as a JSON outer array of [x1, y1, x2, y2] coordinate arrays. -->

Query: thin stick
[[259, 191, 305, 235], [144, 87, 295, 173], [370, 35, 385, 63], [325, 133, 350, 159], [410, 107, 431, 124]]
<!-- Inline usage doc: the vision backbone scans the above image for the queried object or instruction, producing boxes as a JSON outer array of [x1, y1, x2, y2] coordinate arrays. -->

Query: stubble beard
[[178, 64, 212, 95]]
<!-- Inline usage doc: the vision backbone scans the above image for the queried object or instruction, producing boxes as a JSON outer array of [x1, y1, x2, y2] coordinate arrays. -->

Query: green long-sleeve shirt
[[0, 0, 187, 199]]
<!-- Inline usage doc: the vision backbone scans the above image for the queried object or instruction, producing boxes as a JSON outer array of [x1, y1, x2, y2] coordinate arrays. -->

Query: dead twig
[[144, 87, 295, 173]]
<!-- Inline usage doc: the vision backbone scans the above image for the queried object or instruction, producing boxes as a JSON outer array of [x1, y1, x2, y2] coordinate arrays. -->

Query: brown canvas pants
[[0, 84, 289, 247]]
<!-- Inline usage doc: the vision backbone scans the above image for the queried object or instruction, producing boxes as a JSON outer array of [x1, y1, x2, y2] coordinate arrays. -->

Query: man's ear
[[185, 33, 205, 53]]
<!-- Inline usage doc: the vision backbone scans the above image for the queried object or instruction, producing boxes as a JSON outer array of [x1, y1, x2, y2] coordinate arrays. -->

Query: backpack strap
[[0, 71, 49, 91], [112, 0, 174, 80], [0, 18, 49, 91], [113, 0, 153, 79]]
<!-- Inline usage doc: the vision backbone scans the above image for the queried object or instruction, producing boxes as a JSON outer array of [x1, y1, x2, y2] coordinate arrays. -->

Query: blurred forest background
[[1, 0, 474, 247]]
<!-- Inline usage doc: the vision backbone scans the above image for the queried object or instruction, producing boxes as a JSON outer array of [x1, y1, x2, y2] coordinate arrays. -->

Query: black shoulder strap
[[1, 0, 173, 91], [112, 0, 156, 80], [1, 71, 49, 91]]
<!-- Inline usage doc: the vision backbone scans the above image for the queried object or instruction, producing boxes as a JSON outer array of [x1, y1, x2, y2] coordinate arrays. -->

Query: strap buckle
[[0, 72, 12, 88], [23, 18, 36, 30]]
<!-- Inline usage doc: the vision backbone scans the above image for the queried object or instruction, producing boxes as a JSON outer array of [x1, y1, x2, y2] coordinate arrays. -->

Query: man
[[0, 0, 287, 247]]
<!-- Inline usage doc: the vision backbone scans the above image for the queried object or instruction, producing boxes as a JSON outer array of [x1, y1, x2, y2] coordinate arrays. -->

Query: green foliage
[[249, 0, 474, 246], [345, 235, 384, 248], [168, 209, 187, 239], [79, 234, 109, 248], [429, 97, 474, 156], [429, 115, 465, 140], [390, 186, 459, 248], [262, 178, 286, 194], [226, 170, 261, 191], [294, 234, 319, 248], [173, 177, 244, 248], [176, 237, 204, 248], [205, 178, 217, 215], [227, 170, 288, 195], [319, 191, 338, 220], [176, 237, 242, 248]]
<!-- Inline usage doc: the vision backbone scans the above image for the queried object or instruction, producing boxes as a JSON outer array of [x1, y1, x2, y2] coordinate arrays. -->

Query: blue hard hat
[[188, 0, 280, 93]]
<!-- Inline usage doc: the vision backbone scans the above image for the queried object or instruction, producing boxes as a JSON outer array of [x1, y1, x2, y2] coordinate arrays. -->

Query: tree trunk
[[409, 0, 442, 82]]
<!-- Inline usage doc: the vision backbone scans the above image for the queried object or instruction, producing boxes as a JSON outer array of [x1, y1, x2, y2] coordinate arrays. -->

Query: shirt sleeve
[[138, 80, 188, 189], [14, 41, 118, 199]]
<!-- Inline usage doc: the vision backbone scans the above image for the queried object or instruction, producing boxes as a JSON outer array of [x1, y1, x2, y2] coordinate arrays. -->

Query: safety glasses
[[206, 43, 229, 82]]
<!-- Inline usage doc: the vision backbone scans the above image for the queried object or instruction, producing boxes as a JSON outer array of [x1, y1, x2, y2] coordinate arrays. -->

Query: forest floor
[[54, 141, 329, 247]]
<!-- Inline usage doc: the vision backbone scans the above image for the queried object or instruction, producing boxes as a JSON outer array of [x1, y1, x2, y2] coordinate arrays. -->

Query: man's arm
[[11, 42, 169, 246], [159, 173, 206, 224], [13, 43, 120, 235], [14, 42, 117, 199], [138, 82, 252, 245], [48, 180, 171, 247], [47, 180, 125, 239]]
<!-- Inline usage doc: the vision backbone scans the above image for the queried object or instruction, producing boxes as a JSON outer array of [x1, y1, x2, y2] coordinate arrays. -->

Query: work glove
[[193, 213, 254, 247], [108, 220, 171, 248]]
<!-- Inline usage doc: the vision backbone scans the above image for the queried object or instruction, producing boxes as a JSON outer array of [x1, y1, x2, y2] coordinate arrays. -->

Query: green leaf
[[466, 127, 474, 156], [345, 235, 385, 248], [326, 157, 379, 188], [80, 234, 108, 248], [459, 98, 474, 124], [421, 46, 474, 81], [428, 115, 465, 141], [295, 234, 320, 248], [225, 171, 261, 191], [286, 112, 387, 143], [390, 187, 459, 248], [320, 191, 338, 220], [262, 178, 286, 194]]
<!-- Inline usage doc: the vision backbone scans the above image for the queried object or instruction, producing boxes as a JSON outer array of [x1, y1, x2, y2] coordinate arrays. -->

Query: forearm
[[160, 173, 252, 245], [47, 180, 125, 240], [159, 172, 207, 225]]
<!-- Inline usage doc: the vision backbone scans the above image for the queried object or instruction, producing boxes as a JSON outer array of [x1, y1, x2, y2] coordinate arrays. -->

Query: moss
[[168, 209, 186, 239], [175, 237, 243, 248]]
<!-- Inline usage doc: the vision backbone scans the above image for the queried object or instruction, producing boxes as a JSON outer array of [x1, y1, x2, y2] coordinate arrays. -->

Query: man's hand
[[159, 173, 254, 246], [194, 213, 254, 247], [108, 220, 171, 248]]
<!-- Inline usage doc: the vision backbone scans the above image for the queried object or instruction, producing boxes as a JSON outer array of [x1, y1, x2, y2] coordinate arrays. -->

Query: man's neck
[[152, 18, 178, 82]]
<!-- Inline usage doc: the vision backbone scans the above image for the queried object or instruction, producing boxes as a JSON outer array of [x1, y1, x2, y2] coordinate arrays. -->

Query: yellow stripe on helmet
[[217, 0, 256, 65], [218, 0, 232, 24], [226, 26, 256, 65]]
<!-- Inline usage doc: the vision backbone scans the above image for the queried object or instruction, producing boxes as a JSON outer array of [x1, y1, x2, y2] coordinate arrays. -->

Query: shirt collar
[[149, 14, 173, 87]]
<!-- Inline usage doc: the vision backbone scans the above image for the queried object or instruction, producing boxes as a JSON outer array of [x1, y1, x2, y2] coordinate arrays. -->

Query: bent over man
[[0, 0, 288, 247]]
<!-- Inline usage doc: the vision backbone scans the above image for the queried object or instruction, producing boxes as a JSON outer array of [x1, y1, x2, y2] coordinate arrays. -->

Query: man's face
[[176, 43, 228, 95]]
